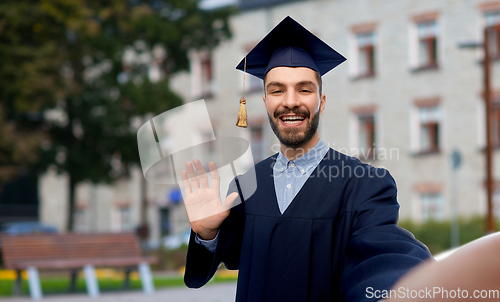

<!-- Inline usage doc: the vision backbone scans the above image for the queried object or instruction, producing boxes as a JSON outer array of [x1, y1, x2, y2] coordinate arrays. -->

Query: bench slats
[[0, 233, 156, 270], [10, 257, 158, 269]]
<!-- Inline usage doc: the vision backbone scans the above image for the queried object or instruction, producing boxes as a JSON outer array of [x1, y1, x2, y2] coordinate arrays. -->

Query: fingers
[[193, 159, 209, 188], [181, 170, 192, 194], [184, 160, 221, 193], [185, 161, 200, 191], [208, 161, 220, 189], [223, 192, 239, 211]]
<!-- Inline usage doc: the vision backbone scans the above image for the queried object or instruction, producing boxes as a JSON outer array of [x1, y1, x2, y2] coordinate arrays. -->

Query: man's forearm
[[387, 233, 500, 301]]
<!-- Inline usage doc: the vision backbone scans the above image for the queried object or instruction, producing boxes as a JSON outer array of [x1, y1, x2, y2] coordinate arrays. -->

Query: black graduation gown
[[184, 149, 432, 302]]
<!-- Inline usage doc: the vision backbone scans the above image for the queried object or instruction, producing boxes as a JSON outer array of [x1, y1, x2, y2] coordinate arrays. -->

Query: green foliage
[[0, 0, 234, 228], [162, 243, 189, 270], [399, 216, 500, 255], [0, 274, 237, 296], [0, 0, 70, 184], [147, 243, 189, 271], [0, 278, 142, 296], [26, 0, 233, 183]]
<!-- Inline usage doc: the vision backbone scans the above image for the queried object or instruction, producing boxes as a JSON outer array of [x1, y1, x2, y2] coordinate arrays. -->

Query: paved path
[[4, 282, 237, 302]]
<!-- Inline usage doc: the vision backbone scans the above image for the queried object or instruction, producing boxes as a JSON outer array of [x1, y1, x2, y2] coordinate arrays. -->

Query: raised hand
[[181, 159, 239, 240]]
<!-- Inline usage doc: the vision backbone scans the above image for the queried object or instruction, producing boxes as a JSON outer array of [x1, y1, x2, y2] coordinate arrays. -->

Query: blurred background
[[1, 0, 500, 279]]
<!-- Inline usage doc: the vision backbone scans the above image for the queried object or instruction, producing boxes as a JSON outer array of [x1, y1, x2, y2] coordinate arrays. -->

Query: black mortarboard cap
[[236, 16, 346, 79]]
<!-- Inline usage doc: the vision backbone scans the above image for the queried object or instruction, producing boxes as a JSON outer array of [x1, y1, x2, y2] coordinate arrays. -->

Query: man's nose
[[283, 91, 300, 109]]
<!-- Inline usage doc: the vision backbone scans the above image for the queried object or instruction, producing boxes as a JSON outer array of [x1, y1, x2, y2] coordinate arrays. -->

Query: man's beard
[[268, 108, 320, 148]]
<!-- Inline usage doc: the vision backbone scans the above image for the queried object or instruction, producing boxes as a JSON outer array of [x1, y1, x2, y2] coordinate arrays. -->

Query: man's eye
[[300, 89, 312, 93], [271, 90, 282, 94]]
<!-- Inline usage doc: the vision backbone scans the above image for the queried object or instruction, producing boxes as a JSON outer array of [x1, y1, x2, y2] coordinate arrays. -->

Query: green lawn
[[0, 275, 237, 297]]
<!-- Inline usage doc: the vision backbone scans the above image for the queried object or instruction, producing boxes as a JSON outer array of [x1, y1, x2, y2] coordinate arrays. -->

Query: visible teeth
[[281, 116, 305, 125], [281, 116, 304, 121], [283, 120, 302, 124]]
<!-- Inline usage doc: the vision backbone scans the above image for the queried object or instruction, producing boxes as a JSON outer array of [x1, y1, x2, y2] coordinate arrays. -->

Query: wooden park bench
[[0, 232, 157, 300]]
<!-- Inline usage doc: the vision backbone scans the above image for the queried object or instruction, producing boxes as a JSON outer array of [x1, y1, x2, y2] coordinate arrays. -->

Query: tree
[[0, 0, 234, 230], [0, 0, 67, 188]]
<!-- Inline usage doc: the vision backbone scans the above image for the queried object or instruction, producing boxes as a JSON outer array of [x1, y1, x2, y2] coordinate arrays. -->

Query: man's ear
[[319, 94, 326, 114], [262, 95, 266, 105]]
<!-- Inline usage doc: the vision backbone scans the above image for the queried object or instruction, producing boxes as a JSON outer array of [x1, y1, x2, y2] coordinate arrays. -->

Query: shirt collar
[[274, 139, 329, 175]]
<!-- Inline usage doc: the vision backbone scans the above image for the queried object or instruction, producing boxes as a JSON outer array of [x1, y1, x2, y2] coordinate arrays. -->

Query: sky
[[199, 0, 238, 10]]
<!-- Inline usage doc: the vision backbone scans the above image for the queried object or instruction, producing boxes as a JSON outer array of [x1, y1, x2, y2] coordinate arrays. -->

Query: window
[[421, 192, 444, 221], [350, 105, 377, 160], [358, 114, 376, 158], [349, 22, 376, 79], [414, 182, 444, 222], [410, 12, 439, 70], [190, 49, 215, 99], [356, 32, 376, 77], [118, 206, 133, 231], [74, 207, 89, 232], [417, 104, 440, 153], [200, 57, 213, 98], [417, 21, 438, 68], [250, 124, 264, 163], [160, 208, 171, 236], [485, 11, 500, 58]]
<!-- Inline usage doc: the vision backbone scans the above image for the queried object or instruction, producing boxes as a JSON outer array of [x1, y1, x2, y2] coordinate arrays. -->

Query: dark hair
[[314, 71, 323, 96], [263, 69, 323, 96]]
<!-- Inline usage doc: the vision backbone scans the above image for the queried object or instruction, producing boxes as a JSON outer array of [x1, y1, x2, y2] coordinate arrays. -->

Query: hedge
[[399, 215, 500, 255]]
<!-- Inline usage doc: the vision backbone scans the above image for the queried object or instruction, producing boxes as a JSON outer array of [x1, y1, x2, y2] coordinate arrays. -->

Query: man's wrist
[[197, 229, 218, 240]]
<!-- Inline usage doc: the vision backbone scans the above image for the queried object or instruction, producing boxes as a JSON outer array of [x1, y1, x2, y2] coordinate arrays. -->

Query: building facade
[[38, 0, 500, 245], [185, 0, 500, 222]]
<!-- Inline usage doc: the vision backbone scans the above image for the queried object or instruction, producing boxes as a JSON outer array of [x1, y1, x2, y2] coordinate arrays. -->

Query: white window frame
[[189, 49, 215, 100], [420, 192, 445, 221], [409, 17, 441, 70], [411, 103, 442, 154], [349, 108, 379, 160], [118, 206, 133, 231], [349, 30, 376, 78], [357, 32, 376, 76]]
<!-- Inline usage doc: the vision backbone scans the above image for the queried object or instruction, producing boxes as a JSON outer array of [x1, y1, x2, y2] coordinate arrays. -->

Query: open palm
[[181, 159, 238, 239]]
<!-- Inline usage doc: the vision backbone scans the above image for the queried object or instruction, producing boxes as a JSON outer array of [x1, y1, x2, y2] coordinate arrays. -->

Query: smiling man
[[182, 16, 431, 302], [265, 66, 323, 157]]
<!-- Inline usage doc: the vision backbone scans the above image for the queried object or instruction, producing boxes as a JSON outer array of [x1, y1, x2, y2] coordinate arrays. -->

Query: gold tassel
[[236, 97, 247, 127], [236, 56, 248, 128]]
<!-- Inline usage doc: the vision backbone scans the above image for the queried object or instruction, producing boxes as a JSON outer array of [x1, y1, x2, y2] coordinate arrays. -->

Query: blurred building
[[176, 0, 500, 223], [32, 0, 500, 245]]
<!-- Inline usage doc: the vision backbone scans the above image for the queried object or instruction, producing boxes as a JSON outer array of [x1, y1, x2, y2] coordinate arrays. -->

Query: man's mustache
[[273, 108, 310, 119]]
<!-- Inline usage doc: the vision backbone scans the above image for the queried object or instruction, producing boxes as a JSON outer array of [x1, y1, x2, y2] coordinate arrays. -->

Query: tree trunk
[[137, 175, 149, 250], [66, 174, 77, 231]]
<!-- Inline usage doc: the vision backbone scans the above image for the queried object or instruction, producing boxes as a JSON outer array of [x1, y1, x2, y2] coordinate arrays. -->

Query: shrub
[[399, 216, 500, 255]]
